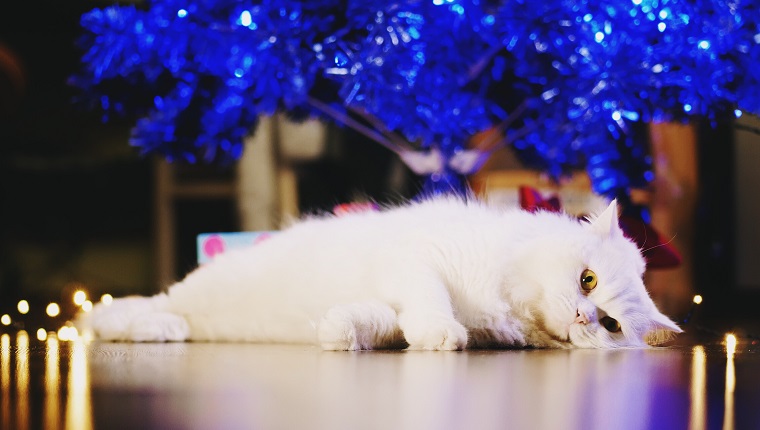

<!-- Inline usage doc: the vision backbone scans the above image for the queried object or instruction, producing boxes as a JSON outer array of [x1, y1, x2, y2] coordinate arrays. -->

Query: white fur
[[84, 196, 682, 349]]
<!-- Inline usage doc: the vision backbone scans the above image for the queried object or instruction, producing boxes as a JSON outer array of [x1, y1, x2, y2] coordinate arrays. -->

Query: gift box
[[196, 203, 378, 264], [197, 232, 274, 265]]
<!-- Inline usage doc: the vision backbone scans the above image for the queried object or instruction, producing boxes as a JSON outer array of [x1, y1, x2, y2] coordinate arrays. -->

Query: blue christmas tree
[[73, 0, 760, 197]]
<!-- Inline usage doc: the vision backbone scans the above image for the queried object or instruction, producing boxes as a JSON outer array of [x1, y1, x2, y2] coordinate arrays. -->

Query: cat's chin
[[550, 316, 582, 344], [536, 324, 573, 347], [566, 325, 581, 342]]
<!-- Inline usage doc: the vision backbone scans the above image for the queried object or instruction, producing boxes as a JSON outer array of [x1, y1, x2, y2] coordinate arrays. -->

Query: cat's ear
[[644, 311, 683, 345], [587, 200, 622, 238]]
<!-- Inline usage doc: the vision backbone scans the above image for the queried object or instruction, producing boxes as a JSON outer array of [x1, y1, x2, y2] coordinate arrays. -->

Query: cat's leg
[[86, 294, 190, 342], [318, 301, 405, 350], [393, 274, 468, 351], [126, 312, 190, 342]]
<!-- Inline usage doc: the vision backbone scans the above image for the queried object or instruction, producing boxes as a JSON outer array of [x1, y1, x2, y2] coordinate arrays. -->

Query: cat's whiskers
[[641, 234, 678, 255]]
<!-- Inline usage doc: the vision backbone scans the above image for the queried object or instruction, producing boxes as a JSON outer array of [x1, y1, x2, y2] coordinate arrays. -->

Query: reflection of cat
[[85, 197, 681, 349]]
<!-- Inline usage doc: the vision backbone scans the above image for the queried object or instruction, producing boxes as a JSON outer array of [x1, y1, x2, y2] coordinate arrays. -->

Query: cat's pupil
[[583, 276, 594, 283], [600, 316, 622, 333]]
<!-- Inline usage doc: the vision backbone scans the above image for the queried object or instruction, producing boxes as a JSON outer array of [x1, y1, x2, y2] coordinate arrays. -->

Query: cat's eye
[[600, 316, 622, 333], [580, 269, 598, 292]]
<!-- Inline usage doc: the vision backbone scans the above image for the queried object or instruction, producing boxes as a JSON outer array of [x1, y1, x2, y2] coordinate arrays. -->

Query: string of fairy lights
[[681, 294, 758, 345], [1, 290, 113, 342]]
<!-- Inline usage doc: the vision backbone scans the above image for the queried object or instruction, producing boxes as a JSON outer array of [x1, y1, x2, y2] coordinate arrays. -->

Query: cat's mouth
[[564, 323, 579, 342], [554, 316, 579, 343], [564, 311, 592, 343]]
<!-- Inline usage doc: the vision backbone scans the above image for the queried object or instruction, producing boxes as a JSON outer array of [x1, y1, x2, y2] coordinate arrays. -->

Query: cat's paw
[[317, 310, 360, 351], [400, 315, 468, 351], [318, 302, 405, 350], [127, 312, 190, 342], [90, 309, 136, 341]]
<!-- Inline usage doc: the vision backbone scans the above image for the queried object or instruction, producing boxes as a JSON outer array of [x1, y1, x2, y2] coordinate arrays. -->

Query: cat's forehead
[[585, 233, 646, 275], [593, 277, 648, 310]]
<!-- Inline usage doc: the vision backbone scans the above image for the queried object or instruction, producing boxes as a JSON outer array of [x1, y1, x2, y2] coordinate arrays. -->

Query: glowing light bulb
[[37, 328, 48, 341], [101, 294, 113, 306], [73, 291, 87, 306], [726, 334, 737, 355], [239, 10, 252, 27], [693, 295, 703, 305], [81, 301, 93, 313], [1, 314, 10, 325], [18, 300, 30, 314], [57, 326, 77, 341], [46, 303, 60, 318]]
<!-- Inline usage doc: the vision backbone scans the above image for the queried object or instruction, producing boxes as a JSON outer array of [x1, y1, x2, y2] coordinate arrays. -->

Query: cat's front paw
[[90, 309, 135, 341], [317, 312, 359, 351], [128, 312, 190, 342], [400, 315, 468, 351]]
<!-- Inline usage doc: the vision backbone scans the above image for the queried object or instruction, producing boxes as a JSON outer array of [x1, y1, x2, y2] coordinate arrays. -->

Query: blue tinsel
[[74, 0, 760, 197]]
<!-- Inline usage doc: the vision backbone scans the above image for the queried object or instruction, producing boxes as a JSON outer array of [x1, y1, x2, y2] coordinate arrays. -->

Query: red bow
[[519, 186, 562, 213], [519, 186, 681, 269]]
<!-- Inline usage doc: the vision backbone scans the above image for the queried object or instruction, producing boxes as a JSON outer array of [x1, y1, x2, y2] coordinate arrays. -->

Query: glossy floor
[[1, 331, 758, 430]]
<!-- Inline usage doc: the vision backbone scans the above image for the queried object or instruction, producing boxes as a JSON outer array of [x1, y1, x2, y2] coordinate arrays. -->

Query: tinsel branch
[[458, 44, 504, 87], [346, 105, 413, 151], [475, 99, 531, 151], [306, 97, 408, 154], [484, 121, 540, 156]]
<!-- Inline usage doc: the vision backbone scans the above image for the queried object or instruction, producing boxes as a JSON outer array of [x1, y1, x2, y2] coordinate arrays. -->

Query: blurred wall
[[734, 113, 760, 291]]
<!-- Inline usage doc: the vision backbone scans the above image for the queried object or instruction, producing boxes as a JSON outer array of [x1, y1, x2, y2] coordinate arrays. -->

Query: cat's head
[[516, 200, 682, 348]]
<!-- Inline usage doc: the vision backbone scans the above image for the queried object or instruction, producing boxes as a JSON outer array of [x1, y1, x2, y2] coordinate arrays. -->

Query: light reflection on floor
[[0, 331, 757, 430], [690, 345, 706, 430], [723, 334, 737, 430], [2, 333, 11, 430], [44, 335, 60, 430], [65, 337, 92, 430], [15, 331, 28, 430], [1, 331, 93, 430]]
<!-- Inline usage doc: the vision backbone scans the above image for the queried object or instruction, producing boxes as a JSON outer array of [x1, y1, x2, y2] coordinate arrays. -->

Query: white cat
[[83, 196, 682, 349]]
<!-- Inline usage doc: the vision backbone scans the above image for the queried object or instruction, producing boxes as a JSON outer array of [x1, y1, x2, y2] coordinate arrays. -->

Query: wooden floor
[[1, 331, 758, 430]]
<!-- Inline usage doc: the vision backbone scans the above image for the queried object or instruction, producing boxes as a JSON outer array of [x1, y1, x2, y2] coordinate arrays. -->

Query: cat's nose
[[575, 310, 589, 324]]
